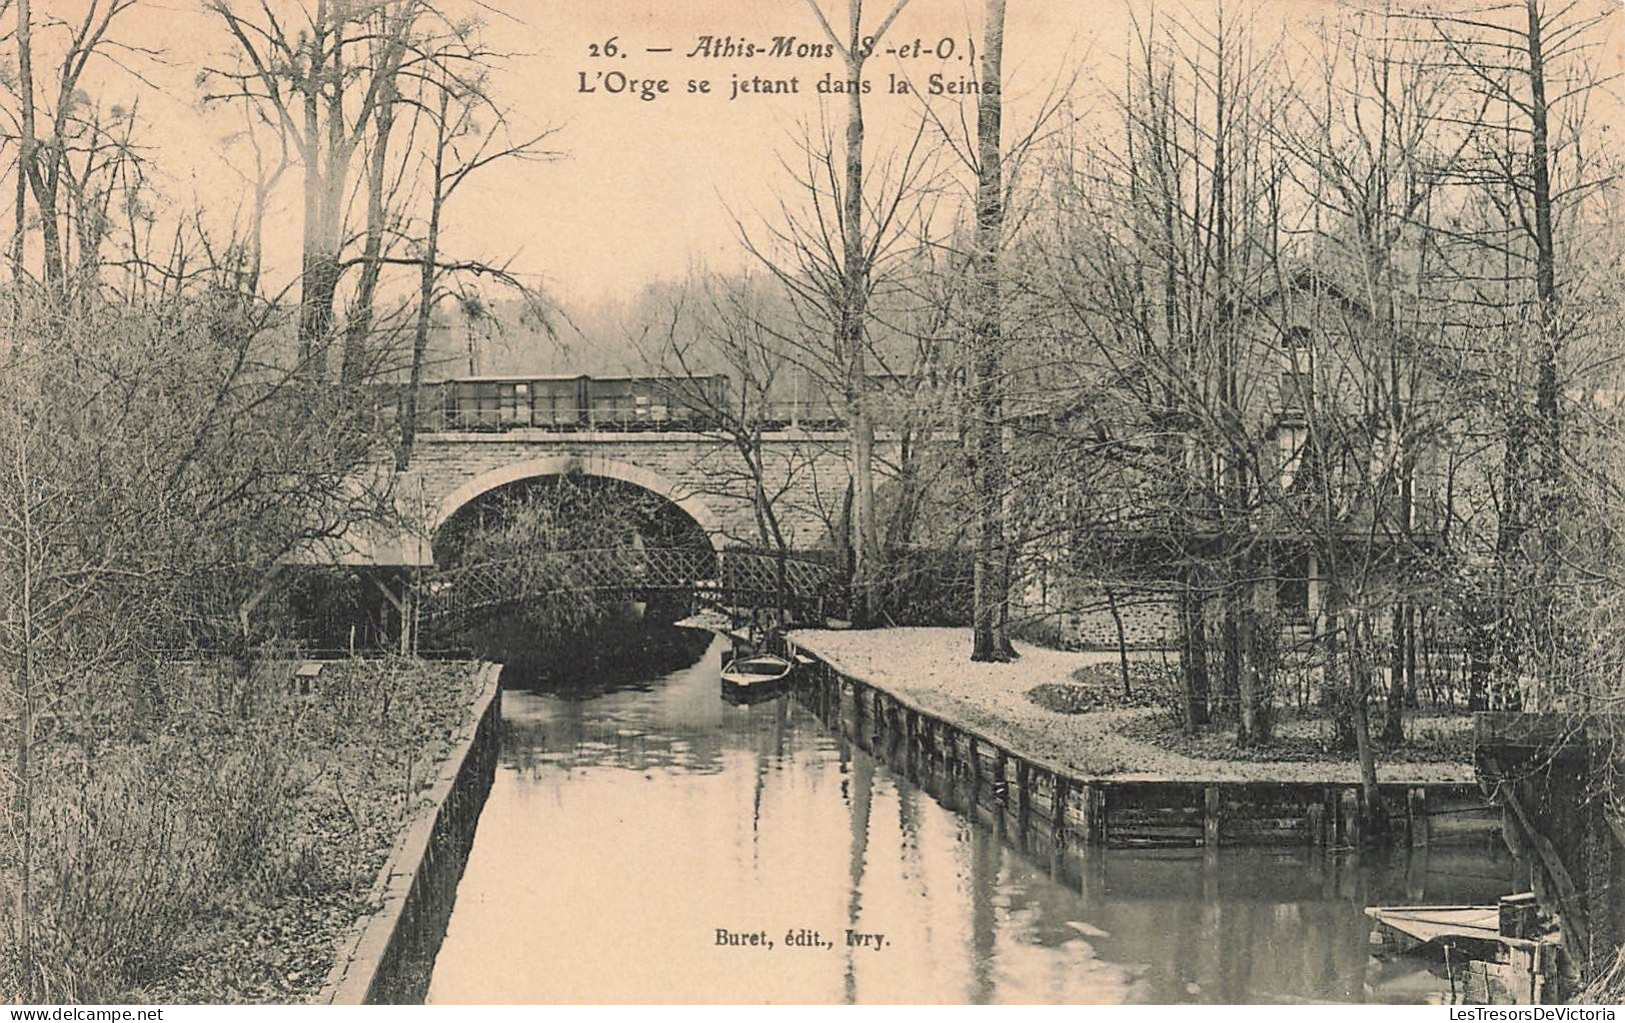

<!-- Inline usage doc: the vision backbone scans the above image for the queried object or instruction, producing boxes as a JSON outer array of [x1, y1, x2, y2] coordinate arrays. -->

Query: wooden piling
[[1204, 785, 1221, 847], [968, 733, 982, 797], [1082, 784, 1107, 846], [1408, 787, 1428, 848], [1052, 775, 1069, 847], [1341, 787, 1363, 848]]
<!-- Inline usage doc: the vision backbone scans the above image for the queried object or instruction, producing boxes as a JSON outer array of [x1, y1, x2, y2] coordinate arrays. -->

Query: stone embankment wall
[[319, 663, 503, 1005], [790, 648, 1501, 851]]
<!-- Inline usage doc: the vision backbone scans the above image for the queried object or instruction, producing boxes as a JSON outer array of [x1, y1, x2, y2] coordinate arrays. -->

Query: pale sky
[[43, 0, 1625, 316], [66, 0, 1196, 308], [497, 0, 1105, 307]]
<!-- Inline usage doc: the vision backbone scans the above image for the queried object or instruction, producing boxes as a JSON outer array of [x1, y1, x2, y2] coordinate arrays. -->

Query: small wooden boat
[[1365, 901, 1562, 1005], [1366, 905, 1507, 957], [720, 652, 795, 694]]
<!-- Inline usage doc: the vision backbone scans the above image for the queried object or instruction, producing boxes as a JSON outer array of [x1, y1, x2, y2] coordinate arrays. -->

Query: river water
[[425, 626, 1516, 1005]]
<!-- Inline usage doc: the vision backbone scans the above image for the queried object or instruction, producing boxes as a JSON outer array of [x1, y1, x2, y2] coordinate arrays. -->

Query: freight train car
[[584, 375, 730, 430], [438, 374, 732, 432], [431, 370, 940, 433], [442, 375, 588, 431]]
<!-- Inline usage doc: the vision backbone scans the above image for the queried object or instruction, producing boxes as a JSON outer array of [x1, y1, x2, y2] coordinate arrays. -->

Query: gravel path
[[787, 626, 1474, 784]]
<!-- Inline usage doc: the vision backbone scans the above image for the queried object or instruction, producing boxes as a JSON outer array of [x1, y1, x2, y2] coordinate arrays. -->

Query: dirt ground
[[787, 626, 1475, 784]]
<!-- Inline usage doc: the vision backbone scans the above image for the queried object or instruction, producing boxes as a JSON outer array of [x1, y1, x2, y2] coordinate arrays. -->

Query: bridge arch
[[432, 454, 725, 553]]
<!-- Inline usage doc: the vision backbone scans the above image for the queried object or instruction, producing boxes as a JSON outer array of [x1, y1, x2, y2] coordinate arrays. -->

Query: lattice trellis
[[423, 546, 846, 628]]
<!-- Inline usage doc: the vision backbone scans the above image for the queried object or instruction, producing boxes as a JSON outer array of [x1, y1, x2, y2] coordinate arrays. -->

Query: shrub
[[2, 656, 478, 1001]]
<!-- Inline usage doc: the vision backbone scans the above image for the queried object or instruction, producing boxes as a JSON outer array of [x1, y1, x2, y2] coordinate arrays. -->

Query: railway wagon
[[442, 375, 588, 431], [754, 371, 957, 429], [430, 371, 953, 433], [438, 374, 733, 431], [583, 375, 730, 430]]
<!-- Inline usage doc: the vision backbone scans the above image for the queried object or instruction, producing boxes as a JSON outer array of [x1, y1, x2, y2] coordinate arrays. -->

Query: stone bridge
[[336, 427, 901, 568], [281, 424, 947, 652]]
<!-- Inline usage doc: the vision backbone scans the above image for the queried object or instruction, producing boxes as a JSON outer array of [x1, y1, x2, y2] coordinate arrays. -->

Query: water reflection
[[447, 604, 708, 690], [426, 627, 1514, 1004]]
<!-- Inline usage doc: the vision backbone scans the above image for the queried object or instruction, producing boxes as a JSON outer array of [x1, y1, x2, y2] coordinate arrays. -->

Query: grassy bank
[[1, 657, 485, 1003], [788, 627, 1473, 784]]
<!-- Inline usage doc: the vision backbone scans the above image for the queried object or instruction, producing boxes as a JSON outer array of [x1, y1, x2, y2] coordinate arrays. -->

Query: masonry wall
[[1020, 583, 1180, 650], [401, 430, 874, 550]]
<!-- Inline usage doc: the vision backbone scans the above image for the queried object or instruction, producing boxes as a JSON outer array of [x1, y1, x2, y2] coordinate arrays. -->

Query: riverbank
[[2, 657, 487, 1003], [320, 664, 501, 1004], [787, 627, 1474, 784]]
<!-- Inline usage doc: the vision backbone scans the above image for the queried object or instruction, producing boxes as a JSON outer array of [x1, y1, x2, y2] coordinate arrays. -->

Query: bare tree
[[391, 24, 560, 469], [964, 0, 1013, 660], [203, 0, 419, 373], [4, 0, 151, 295], [1046, 3, 1292, 742], [798, 0, 911, 624], [640, 276, 808, 554], [1419, 0, 1620, 705]]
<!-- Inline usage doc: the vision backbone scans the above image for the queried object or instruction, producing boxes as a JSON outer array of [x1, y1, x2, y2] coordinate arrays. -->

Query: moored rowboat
[[720, 653, 795, 693]]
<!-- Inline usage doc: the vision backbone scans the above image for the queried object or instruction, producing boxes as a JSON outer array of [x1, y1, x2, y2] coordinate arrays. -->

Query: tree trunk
[[1384, 602, 1407, 745], [1496, 409, 1528, 709], [398, 94, 448, 471], [1524, 0, 1562, 705], [299, 250, 341, 375], [1236, 585, 1259, 748], [994, 512, 1019, 656], [342, 78, 397, 385], [296, 20, 328, 373], [1405, 605, 1418, 707], [1107, 587, 1132, 699], [882, 430, 922, 550], [13, 642, 33, 1000], [10, 423, 38, 999], [969, 0, 1012, 662], [839, 9, 878, 626], [1468, 615, 1491, 711], [1339, 604, 1382, 839], [1247, 602, 1275, 745], [294, 5, 358, 379], [1218, 589, 1241, 720], [10, 0, 30, 277], [1180, 580, 1211, 730], [11, 154, 25, 277], [14, 0, 64, 291]]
